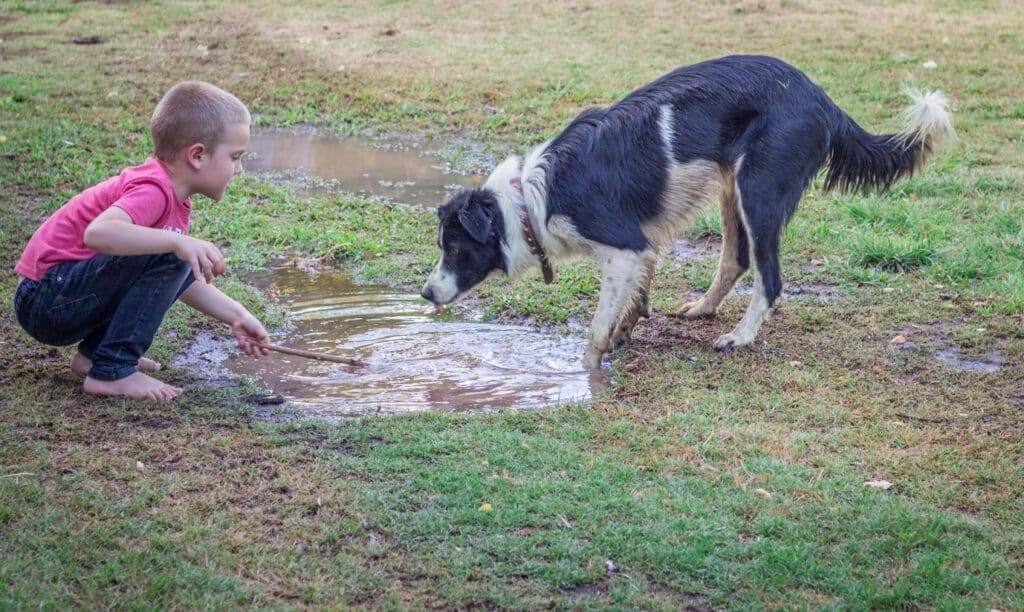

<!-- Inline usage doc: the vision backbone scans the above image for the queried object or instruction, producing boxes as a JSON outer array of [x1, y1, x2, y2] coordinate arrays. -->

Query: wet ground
[[681, 282, 843, 304], [933, 348, 1002, 374], [672, 236, 721, 261], [219, 264, 597, 417], [245, 129, 485, 207], [226, 131, 598, 416], [201, 131, 914, 416], [884, 320, 1004, 374]]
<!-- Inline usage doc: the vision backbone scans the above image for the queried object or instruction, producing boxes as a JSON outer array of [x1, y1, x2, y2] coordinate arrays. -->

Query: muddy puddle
[[230, 131, 598, 416], [933, 348, 1001, 374], [219, 264, 597, 417], [245, 130, 484, 207], [672, 237, 721, 261]]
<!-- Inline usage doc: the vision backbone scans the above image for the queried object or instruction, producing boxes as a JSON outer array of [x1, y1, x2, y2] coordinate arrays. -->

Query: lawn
[[1, 0, 1022, 608]]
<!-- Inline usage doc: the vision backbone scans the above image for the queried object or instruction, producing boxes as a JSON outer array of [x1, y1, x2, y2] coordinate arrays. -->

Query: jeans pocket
[[47, 293, 101, 346]]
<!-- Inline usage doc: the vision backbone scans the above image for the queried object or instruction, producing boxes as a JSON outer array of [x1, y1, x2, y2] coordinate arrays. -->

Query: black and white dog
[[422, 55, 953, 369]]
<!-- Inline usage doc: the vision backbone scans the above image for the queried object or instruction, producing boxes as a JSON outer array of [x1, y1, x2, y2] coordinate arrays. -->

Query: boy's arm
[[84, 207, 225, 283], [179, 281, 271, 357]]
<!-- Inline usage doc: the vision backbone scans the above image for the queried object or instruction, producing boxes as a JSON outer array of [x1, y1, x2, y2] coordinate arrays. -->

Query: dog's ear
[[439, 189, 471, 225], [457, 198, 493, 243], [438, 199, 455, 222]]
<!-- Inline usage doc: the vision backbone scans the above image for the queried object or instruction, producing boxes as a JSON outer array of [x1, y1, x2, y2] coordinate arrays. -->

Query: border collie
[[422, 55, 953, 369]]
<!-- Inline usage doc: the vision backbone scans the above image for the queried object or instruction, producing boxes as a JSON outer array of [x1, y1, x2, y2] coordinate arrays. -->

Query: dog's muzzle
[[420, 287, 446, 313]]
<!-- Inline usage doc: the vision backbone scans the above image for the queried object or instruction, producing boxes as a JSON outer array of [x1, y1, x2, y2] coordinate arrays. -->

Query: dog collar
[[510, 177, 553, 284]]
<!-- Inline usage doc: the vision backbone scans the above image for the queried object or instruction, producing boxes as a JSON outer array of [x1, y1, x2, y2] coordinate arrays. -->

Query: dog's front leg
[[584, 249, 649, 369], [610, 256, 657, 349]]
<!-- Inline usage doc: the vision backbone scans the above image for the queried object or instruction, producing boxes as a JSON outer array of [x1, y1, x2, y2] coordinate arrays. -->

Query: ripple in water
[[224, 265, 598, 416]]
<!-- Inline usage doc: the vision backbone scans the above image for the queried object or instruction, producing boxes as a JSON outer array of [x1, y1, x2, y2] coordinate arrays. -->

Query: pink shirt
[[15, 158, 191, 281]]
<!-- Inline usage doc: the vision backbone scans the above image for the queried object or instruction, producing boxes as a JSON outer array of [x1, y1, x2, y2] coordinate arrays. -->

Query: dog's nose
[[421, 287, 435, 303]]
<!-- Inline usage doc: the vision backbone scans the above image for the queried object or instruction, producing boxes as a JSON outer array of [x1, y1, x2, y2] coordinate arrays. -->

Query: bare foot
[[84, 372, 183, 400], [71, 352, 161, 376]]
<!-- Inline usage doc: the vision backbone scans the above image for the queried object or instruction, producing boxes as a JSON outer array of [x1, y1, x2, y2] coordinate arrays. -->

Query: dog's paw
[[638, 290, 651, 319], [583, 347, 605, 370], [610, 321, 638, 349], [673, 299, 716, 319], [713, 331, 753, 352]]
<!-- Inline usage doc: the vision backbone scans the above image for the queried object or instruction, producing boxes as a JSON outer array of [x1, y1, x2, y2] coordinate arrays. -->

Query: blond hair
[[150, 81, 251, 161]]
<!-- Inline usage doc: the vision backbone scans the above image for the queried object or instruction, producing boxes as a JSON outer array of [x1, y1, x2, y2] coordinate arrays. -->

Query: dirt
[[682, 282, 843, 303], [673, 237, 722, 262], [168, 330, 241, 384]]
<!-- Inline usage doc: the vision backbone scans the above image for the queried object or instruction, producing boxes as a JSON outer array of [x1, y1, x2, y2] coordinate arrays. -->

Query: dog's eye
[[445, 246, 459, 258]]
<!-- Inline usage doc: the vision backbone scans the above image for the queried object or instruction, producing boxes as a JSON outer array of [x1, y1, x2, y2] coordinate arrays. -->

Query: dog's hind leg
[[714, 192, 787, 350], [584, 247, 653, 369], [675, 169, 749, 319], [610, 256, 657, 349], [713, 122, 828, 350]]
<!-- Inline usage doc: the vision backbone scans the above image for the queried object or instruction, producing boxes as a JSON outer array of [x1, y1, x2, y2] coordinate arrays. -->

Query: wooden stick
[[256, 343, 365, 367]]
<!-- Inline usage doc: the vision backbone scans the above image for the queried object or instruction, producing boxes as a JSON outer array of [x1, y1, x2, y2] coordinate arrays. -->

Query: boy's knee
[[153, 253, 192, 279], [155, 252, 186, 268], [160, 254, 196, 292]]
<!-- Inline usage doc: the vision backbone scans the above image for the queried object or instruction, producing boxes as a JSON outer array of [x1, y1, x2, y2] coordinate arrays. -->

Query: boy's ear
[[184, 143, 207, 170]]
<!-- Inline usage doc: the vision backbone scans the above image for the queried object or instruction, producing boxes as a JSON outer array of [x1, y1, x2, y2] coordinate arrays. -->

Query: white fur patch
[[897, 89, 955, 164], [423, 260, 460, 304], [658, 104, 675, 161], [644, 159, 721, 253], [484, 143, 561, 281]]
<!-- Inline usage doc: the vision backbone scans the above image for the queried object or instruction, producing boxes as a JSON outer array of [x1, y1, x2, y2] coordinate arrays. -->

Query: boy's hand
[[174, 235, 226, 283], [232, 312, 271, 357]]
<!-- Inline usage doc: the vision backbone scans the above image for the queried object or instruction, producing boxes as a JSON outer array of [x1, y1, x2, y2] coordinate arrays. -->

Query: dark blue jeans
[[14, 253, 195, 381]]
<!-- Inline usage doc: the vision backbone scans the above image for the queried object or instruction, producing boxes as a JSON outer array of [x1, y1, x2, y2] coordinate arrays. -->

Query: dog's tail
[[824, 90, 954, 193]]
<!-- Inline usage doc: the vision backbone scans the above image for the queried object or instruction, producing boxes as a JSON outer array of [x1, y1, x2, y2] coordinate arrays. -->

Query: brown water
[[245, 131, 483, 207], [223, 265, 597, 416]]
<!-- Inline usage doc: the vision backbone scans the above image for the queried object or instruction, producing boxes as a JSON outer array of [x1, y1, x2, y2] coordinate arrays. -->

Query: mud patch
[[565, 579, 609, 600], [890, 320, 1003, 373], [648, 585, 711, 609], [169, 330, 241, 384], [672, 237, 722, 261], [683, 282, 843, 303]]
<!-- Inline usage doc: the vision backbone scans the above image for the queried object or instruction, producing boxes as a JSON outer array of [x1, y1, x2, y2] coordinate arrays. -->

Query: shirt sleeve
[[110, 180, 170, 228]]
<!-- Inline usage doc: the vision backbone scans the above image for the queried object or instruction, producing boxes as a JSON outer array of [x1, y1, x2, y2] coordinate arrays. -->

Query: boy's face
[[197, 122, 250, 201]]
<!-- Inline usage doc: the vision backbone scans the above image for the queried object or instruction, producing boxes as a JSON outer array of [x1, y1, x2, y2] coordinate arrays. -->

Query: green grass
[[847, 235, 938, 273], [1, 0, 1023, 608]]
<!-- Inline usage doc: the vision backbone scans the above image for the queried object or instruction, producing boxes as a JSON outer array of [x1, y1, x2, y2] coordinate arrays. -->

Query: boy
[[13, 81, 270, 400]]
